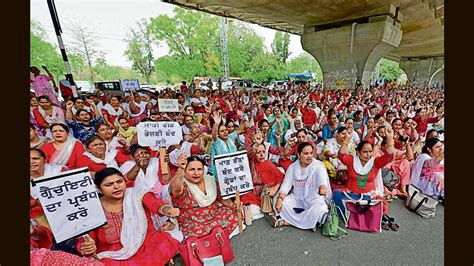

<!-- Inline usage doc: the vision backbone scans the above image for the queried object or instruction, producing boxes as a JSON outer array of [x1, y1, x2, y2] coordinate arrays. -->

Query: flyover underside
[[165, 0, 444, 86]]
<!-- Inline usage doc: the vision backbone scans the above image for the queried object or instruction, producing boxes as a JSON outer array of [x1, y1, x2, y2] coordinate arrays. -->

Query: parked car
[[222, 79, 261, 91], [140, 83, 157, 93], [94, 81, 122, 96], [75, 80, 95, 95], [268, 80, 287, 91]]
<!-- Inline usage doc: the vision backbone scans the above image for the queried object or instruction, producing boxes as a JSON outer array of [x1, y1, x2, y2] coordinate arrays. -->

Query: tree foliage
[[271, 31, 290, 64], [30, 21, 66, 80], [125, 19, 155, 83], [377, 58, 403, 81]]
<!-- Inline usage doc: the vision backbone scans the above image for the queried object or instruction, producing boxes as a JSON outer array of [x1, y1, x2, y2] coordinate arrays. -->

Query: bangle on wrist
[[159, 204, 173, 215]]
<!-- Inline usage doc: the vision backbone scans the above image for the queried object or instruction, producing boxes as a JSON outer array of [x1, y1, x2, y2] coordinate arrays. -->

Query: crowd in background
[[30, 65, 445, 265]]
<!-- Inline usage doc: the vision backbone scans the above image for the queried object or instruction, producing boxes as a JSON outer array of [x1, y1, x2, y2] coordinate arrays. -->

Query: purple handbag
[[345, 200, 383, 233]]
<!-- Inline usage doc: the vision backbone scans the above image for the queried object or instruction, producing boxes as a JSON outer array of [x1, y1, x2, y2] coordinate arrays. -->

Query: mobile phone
[[293, 208, 305, 214], [398, 136, 409, 142]]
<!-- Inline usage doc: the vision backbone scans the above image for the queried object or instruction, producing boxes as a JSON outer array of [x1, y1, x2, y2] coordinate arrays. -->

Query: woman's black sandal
[[381, 215, 390, 230], [385, 215, 399, 231]]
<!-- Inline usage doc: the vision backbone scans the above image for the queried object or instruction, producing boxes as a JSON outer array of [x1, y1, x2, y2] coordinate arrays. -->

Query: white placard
[[30, 167, 107, 243], [158, 99, 180, 112], [214, 150, 254, 199], [119, 79, 140, 93], [137, 121, 182, 147]]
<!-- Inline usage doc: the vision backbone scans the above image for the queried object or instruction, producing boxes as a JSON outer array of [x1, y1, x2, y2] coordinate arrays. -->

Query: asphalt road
[[174, 199, 444, 265]]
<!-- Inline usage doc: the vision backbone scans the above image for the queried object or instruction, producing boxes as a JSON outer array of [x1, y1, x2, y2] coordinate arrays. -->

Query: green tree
[[271, 31, 290, 64], [149, 8, 221, 81], [30, 21, 65, 80], [286, 53, 323, 82], [125, 19, 155, 83], [377, 58, 403, 81]]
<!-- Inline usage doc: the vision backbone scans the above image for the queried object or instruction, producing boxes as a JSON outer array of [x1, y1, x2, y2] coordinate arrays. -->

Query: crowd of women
[[30, 65, 445, 265]]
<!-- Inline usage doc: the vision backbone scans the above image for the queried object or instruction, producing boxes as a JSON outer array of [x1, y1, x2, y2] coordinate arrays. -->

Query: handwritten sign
[[137, 122, 182, 147], [158, 99, 179, 112], [30, 167, 107, 243], [214, 151, 254, 199], [119, 79, 140, 93]]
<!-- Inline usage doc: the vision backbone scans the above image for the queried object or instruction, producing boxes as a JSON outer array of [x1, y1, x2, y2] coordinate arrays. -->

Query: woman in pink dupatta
[[411, 138, 444, 200]]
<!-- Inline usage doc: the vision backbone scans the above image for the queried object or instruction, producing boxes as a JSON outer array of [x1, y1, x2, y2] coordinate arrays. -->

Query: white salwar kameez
[[274, 158, 332, 229]]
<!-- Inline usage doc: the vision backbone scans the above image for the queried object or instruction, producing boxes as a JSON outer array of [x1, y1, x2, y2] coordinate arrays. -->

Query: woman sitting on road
[[101, 95, 129, 129], [94, 123, 129, 155], [209, 112, 243, 177], [321, 127, 356, 186], [40, 123, 85, 170], [78, 136, 130, 174], [116, 116, 137, 146], [171, 155, 241, 238], [410, 138, 444, 201], [65, 100, 104, 144], [273, 142, 331, 231], [241, 140, 285, 220], [333, 127, 397, 231], [30, 124, 51, 149], [32, 95, 66, 137], [76, 167, 180, 265]]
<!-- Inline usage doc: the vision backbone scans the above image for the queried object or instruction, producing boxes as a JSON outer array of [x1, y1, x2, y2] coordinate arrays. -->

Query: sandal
[[274, 217, 285, 227], [264, 213, 284, 227], [384, 215, 399, 231], [385, 195, 394, 202], [381, 216, 390, 230]]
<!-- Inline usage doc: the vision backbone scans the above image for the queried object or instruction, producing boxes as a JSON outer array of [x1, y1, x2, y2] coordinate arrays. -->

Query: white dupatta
[[281, 158, 333, 204], [183, 175, 217, 207], [353, 155, 384, 197], [83, 149, 119, 169], [97, 187, 149, 261], [37, 106, 63, 124], [102, 103, 123, 116], [50, 138, 79, 167]]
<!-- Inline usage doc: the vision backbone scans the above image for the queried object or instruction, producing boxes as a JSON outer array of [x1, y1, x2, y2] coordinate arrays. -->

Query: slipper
[[381, 216, 390, 230], [274, 217, 285, 227], [389, 220, 399, 231], [264, 213, 284, 227], [384, 215, 399, 231], [385, 195, 394, 202]]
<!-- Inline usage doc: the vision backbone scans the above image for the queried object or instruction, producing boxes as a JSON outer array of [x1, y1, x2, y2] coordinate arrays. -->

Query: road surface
[[173, 199, 443, 265]]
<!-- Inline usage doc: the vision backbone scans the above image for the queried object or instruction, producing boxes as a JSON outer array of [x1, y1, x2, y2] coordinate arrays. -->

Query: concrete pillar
[[429, 66, 444, 86], [301, 14, 402, 88], [400, 57, 444, 85]]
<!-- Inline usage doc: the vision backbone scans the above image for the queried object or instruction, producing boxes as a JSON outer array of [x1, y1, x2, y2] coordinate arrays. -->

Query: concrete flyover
[[164, 0, 444, 87]]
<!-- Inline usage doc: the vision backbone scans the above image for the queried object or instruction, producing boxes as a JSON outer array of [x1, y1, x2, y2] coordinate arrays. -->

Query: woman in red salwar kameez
[[41, 123, 85, 170], [170, 155, 241, 239], [77, 136, 130, 174], [77, 168, 180, 265], [241, 142, 284, 219]]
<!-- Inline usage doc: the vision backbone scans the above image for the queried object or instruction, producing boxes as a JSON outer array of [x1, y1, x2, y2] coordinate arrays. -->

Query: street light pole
[[46, 0, 78, 97]]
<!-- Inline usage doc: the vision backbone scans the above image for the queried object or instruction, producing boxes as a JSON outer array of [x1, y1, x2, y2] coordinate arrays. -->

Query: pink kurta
[[30, 74, 60, 106]]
